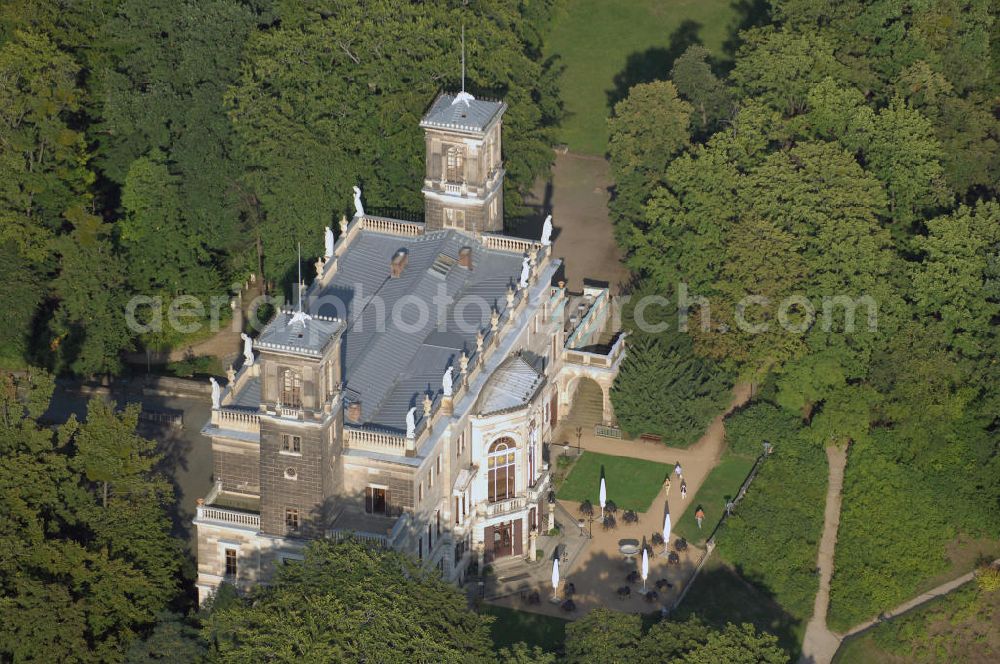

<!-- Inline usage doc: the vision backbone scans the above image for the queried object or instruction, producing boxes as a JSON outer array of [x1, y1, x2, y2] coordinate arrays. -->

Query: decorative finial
[[476, 330, 484, 352], [491, 308, 500, 331], [459, 351, 469, 374], [506, 285, 515, 308], [423, 393, 432, 417], [339, 214, 348, 233]]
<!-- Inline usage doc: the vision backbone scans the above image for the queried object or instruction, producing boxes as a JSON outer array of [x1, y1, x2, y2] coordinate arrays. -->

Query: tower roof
[[420, 92, 506, 134]]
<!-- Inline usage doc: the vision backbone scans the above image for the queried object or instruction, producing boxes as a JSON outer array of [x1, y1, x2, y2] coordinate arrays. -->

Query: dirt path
[[799, 445, 848, 664], [523, 152, 631, 293]]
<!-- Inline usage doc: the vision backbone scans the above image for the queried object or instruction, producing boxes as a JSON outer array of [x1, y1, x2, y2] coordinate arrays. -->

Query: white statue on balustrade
[[540, 214, 553, 246], [324, 226, 335, 259], [442, 366, 454, 397], [209, 377, 221, 410], [405, 407, 416, 439], [240, 332, 254, 367], [353, 185, 365, 217], [519, 256, 531, 289]]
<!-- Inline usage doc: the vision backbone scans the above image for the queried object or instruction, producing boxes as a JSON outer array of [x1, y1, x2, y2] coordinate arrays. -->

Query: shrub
[[715, 402, 826, 622]]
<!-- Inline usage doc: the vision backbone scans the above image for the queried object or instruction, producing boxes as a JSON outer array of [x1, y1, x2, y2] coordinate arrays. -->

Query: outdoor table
[[674, 538, 688, 552], [667, 552, 680, 565]]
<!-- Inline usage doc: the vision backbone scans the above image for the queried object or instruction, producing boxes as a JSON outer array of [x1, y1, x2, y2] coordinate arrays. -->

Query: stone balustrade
[[360, 215, 423, 237], [345, 427, 415, 455], [196, 504, 260, 530], [212, 408, 261, 433], [484, 496, 526, 518], [482, 233, 538, 255]]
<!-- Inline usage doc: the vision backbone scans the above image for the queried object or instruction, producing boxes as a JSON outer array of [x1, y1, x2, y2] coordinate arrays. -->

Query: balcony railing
[[484, 496, 526, 518], [196, 504, 261, 530], [212, 408, 260, 433], [345, 426, 416, 455]]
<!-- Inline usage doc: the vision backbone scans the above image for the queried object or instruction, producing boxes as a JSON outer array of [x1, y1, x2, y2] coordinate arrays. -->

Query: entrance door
[[365, 487, 387, 514], [550, 393, 558, 427], [492, 521, 513, 559]]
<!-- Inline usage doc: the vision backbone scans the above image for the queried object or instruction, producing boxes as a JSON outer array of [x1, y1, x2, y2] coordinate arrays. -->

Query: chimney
[[458, 246, 473, 270], [346, 401, 362, 423], [390, 250, 408, 278]]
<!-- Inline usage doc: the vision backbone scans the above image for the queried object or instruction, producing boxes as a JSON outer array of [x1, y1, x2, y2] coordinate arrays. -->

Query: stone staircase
[[482, 500, 591, 601]]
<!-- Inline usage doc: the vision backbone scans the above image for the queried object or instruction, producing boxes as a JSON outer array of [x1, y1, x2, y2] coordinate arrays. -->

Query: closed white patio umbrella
[[599, 477, 607, 519], [641, 546, 649, 593], [662, 512, 671, 556], [551, 558, 560, 600]]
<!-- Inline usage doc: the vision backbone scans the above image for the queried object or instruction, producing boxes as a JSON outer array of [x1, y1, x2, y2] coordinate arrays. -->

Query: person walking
[[674, 462, 682, 478], [680, 479, 687, 500], [663, 476, 672, 495], [695, 507, 705, 529]]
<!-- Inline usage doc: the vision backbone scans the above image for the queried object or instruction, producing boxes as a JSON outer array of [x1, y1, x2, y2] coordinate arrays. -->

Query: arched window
[[487, 438, 516, 502], [281, 369, 301, 408], [446, 145, 464, 182]]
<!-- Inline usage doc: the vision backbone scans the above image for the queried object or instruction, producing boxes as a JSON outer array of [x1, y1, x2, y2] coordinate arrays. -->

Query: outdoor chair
[[626, 570, 640, 584], [561, 599, 576, 613], [644, 590, 659, 603], [617, 586, 631, 600]]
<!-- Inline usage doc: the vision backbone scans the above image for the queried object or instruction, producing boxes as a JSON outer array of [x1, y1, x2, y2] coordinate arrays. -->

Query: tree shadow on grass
[[672, 562, 803, 658], [605, 20, 703, 110], [720, 0, 772, 68]]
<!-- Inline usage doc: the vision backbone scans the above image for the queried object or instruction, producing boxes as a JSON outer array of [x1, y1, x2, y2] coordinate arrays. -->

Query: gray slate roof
[[255, 311, 343, 357], [476, 354, 545, 415], [316, 228, 526, 430], [420, 93, 506, 134]]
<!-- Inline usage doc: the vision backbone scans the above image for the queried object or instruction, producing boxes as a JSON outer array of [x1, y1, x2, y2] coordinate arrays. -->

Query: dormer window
[[281, 369, 302, 408]]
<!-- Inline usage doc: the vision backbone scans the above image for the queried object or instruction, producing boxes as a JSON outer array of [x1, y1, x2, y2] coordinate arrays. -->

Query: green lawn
[[545, 0, 739, 154], [674, 557, 803, 658], [673, 452, 756, 545], [556, 451, 670, 512], [480, 604, 569, 653]]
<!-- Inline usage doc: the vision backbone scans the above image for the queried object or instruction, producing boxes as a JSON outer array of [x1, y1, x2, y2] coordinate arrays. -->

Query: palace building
[[193, 91, 625, 602]]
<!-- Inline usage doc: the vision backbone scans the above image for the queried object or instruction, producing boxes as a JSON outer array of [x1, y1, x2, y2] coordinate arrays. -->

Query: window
[[487, 438, 516, 503], [436, 510, 441, 537], [365, 487, 388, 515], [444, 208, 466, 229], [281, 369, 302, 408], [436, 454, 442, 477], [224, 548, 237, 577], [285, 508, 299, 531], [428, 523, 433, 550], [454, 496, 460, 524], [445, 145, 464, 181], [429, 465, 434, 488], [284, 467, 297, 480], [418, 537, 423, 560], [281, 434, 301, 453], [418, 482, 423, 503]]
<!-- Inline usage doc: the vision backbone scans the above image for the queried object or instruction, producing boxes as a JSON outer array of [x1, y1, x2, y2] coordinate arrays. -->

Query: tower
[[420, 91, 507, 233]]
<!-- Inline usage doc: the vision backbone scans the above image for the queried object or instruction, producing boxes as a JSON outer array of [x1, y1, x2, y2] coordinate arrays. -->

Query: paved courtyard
[[488, 383, 752, 618]]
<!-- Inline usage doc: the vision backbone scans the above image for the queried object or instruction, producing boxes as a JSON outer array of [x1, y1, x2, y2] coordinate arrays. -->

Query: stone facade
[[193, 91, 624, 604]]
